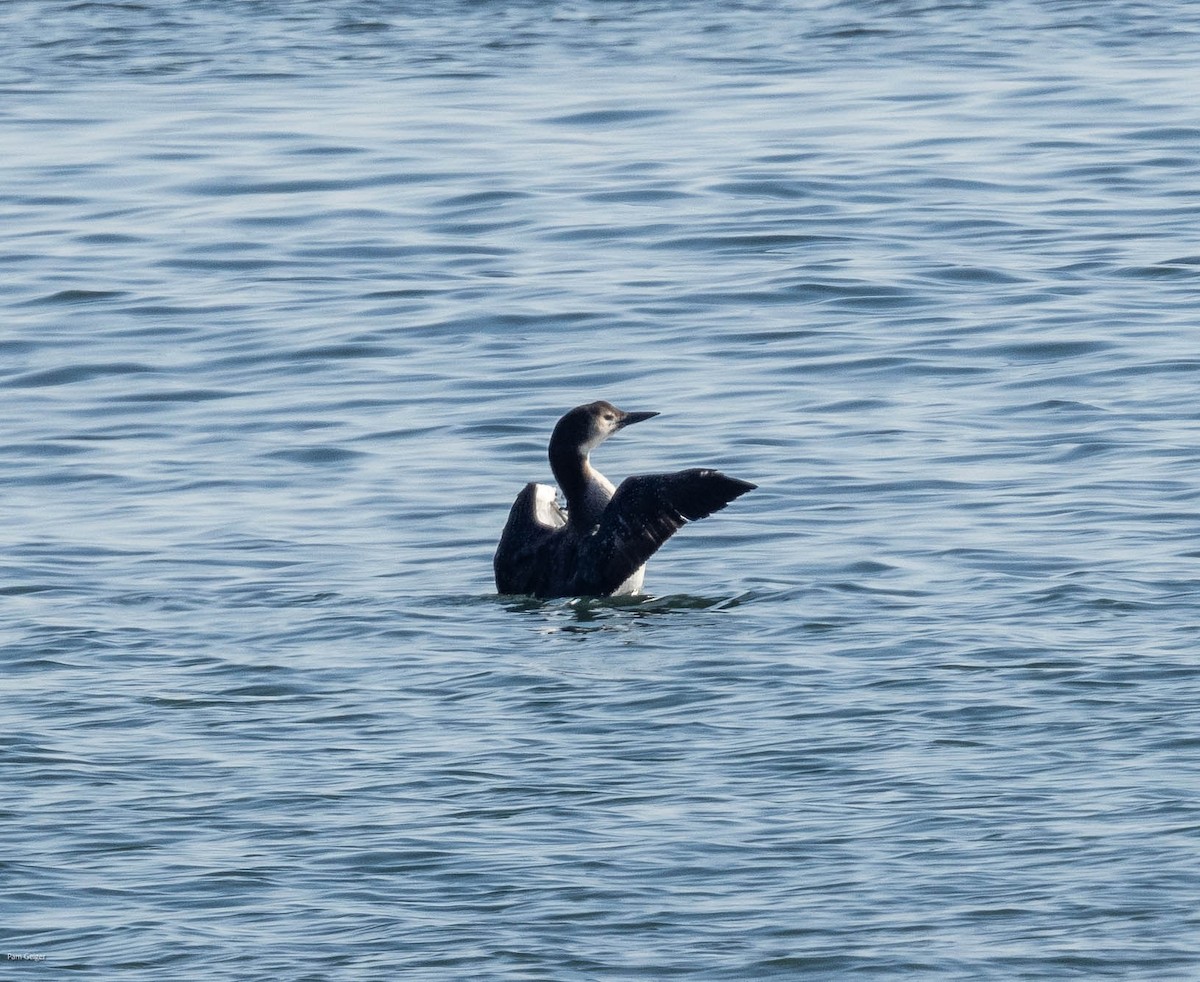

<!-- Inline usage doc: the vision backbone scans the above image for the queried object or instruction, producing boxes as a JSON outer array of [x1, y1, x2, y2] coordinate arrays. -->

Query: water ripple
[[4, 0, 1200, 978]]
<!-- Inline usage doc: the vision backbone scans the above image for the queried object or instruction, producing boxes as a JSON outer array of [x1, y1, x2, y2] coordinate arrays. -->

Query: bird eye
[[603, 414, 615, 422]]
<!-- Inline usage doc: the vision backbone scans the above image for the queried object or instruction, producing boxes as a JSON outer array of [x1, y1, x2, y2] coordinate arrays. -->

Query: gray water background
[[4, 1, 1200, 978]]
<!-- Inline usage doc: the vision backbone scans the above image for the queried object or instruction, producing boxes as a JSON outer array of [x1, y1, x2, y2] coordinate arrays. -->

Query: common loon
[[493, 400, 756, 598]]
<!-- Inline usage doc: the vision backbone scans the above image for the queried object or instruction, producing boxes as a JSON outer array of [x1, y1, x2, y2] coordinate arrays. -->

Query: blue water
[[4, 1, 1200, 977]]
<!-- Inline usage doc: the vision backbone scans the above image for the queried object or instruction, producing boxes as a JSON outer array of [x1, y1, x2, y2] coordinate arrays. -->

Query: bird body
[[494, 401, 755, 598]]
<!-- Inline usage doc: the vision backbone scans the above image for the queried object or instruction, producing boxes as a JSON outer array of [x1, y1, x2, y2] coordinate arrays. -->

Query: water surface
[[4, 1, 1200, 978]]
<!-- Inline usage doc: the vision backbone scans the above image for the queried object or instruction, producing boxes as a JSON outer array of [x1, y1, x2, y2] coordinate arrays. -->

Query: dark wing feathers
[[579, 469, 756, 596], [494, 483, 566, 595]]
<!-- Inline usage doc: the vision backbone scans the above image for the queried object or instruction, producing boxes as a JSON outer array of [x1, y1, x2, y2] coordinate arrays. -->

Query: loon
[[494, 400, 756, 598]]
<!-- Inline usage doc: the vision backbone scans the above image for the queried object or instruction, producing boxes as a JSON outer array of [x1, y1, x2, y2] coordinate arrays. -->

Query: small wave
[[542, 108, 672, 126], [7, 363, 156, 388]]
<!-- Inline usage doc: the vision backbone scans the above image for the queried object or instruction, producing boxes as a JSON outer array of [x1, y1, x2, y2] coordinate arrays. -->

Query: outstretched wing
[[578, 469, 756, 596], [494, 483, 566, 595]]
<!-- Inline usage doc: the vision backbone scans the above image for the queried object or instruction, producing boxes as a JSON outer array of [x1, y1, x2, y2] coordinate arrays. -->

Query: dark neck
[[549, 444, 590, 519]]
